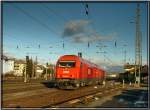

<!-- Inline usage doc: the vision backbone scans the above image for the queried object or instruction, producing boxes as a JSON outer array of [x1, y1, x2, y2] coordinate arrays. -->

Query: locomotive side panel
[[79, 61, 86, 79], [56, 55, 106, 89], [79, 61, 88, 86], [92, 68, 97, 80], [96, 68, 100, 82]]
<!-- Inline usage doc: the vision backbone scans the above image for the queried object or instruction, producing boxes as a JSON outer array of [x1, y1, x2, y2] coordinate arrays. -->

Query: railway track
[[3, 80, 49, 87], [3, 83, 125, 108], [3, 86, 46, 94], [3, 84, 46, 94], [43, 84, 124, 108], [2, 80, 56, 94], [3, 88, 58, 101]]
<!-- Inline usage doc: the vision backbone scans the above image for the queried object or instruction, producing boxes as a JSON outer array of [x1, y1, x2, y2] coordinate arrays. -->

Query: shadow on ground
[[98, 88, 148, 108], [40, 80, 80, 90], [41, 80, 57, 88]]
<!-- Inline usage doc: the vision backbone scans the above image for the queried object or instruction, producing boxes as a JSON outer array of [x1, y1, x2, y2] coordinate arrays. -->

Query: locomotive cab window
[[58, 61, 76, 68]]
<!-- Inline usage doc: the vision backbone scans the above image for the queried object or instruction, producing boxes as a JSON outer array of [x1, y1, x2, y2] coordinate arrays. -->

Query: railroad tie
[[81, 95, 94, 104], [68, 99, 80, 104]]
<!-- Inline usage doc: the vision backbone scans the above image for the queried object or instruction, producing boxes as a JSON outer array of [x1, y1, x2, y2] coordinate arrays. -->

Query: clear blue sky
[[3, 2, 148, 68]]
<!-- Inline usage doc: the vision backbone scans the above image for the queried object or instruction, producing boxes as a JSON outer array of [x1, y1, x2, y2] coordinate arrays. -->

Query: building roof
[[2, 55, 15, 61], [15, 60, 26, 64], [36, 65, 45, 69]]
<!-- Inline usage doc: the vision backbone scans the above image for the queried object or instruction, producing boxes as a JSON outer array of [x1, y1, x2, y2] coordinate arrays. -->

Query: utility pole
[[46, 67, 48, 80], [135, 3, 142, 87], [31, 57, 34, 78], [124, 50, 127, 65], [35, 56, 37, 79], [122, 44, 127, 87], [24, 64, 27, 83], [46, 62, 48, 80]]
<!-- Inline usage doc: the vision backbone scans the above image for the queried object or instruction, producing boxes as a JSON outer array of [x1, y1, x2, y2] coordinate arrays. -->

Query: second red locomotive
[[55, 55, 105, 89]]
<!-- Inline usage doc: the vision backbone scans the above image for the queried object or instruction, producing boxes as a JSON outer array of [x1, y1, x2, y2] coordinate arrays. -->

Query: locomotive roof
[[59, 55, 104, 70]]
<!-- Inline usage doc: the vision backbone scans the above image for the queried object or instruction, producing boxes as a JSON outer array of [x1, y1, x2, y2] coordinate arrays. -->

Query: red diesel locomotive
[[55, 55, 105, 89]]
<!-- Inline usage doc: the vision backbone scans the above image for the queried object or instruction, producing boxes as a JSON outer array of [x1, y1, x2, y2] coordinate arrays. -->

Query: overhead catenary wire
[[83, 3, 101, 39], [39, 3, 93, 51], [42, 3, 68, 22], [5, 4, 122, 66], [82, 2, 123, 66], [13, 4, 61, 37], [39, 4, 64, 34], [6, 5, 70, 51], [96, 40, 127, 63], [104, 54, 114, 65], [39, 4, 79, 50], [4, 4, 90, 63], [41, 3, 101, 50], [83, 3, 108, 50]]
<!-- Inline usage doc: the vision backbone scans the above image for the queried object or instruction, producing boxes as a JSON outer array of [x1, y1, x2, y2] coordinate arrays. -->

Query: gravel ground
[[3, 79, 147, 109], [2, 80, 120, 108]]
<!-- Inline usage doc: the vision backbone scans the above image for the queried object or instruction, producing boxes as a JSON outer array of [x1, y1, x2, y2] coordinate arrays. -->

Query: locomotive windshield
[[58, 61, 76, 68]]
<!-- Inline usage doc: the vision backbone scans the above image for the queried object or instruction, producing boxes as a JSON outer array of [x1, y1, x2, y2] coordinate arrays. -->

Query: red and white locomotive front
[[56, 55, 81, 88]]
